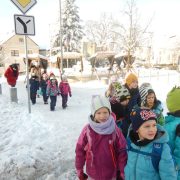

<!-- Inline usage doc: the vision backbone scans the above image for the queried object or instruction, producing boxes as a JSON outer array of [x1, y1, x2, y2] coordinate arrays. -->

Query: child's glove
[[69, 94, 72, 97], [176, 124, 180, 137], [79, 173, 88, 180], [116, 170, 124, 180], [77, 170, 88, 180]]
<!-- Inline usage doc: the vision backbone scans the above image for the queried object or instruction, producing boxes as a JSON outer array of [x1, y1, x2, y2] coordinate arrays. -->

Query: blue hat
[[130, 108, 157, 132]]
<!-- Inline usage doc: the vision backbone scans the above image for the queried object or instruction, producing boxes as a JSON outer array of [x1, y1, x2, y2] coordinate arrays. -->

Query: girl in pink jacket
[[75, 95, 127, 180], [59, 75, 72, 109]]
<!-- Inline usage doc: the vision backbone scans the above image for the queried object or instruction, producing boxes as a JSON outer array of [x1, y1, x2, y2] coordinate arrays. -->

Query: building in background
[[0, 34, 50, 74]]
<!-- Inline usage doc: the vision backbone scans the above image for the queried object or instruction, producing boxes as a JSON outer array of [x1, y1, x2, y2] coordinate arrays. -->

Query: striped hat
[[139, 83, 153, 105], [91, 95, 111, 116]]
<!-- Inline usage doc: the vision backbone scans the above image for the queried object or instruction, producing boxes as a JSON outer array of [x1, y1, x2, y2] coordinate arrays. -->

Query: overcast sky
[[0, 0, 180, 49]]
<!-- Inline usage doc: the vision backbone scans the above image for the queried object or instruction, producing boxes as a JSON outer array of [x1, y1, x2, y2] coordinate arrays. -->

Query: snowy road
[[0, 77, 106, 180]]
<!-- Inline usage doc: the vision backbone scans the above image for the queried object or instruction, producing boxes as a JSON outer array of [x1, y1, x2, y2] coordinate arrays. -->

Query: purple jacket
[[75, 124, 127, 180]]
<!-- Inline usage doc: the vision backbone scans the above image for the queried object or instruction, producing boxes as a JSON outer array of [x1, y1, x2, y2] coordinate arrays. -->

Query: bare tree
[[111, 0, 154, 70], [85, 13, 116, 51]]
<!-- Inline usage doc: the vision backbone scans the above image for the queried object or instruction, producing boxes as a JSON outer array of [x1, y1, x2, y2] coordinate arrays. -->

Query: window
[[19, 38, 24, 43], [28, 50, 33, 54], [11, 50, 19, 56]]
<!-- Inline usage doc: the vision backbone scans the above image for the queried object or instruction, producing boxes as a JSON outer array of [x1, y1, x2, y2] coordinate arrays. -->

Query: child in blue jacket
[[139, 82, 165, 126], [40, 73, 49, 104], [125, 108, 177, 180], [164, 86, 180, 179]]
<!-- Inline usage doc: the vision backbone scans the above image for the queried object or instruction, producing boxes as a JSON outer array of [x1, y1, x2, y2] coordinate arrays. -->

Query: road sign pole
[[11, 0, 36, 113], [24, 35, 31, 113]]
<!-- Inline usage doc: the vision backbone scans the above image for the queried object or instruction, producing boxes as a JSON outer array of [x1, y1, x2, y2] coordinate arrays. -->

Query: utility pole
[[59, 0, 63, 75]]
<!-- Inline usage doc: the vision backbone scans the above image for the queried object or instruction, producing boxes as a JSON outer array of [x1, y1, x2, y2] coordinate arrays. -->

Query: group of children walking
[[29, 71, 72, 111], [75, 72, 180, 180]]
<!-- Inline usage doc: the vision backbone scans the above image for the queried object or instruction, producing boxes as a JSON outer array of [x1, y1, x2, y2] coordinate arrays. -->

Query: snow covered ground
[[0, 69, 179, 180]]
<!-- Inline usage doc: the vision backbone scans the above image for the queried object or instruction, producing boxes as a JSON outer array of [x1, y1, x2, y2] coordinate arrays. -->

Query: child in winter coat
[[105, 75, 118, 99], [4, 63, 19, 87], [46, 77, 59, 111], [75, 95, 127, 180], [125, 108, 177, 180], [29, 74, 39, 104], [59, 75, 71, 109], [40, 73, 49, 104], [139, 82, 165, 125], [109, 82, 131, 138], [124, 73, 141, 113], [164, 86, 180, 179]]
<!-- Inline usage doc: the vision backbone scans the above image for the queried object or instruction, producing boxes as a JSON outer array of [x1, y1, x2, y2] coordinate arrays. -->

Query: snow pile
[[0, 69, 179, 179], [0, 78, 105, 179]]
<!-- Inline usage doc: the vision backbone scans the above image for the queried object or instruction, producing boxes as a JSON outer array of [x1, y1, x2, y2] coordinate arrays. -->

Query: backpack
[[126, 138, 175, 172]]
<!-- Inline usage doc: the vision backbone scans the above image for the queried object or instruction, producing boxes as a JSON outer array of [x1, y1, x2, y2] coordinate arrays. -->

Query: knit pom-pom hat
[[130, 108, 157, 132]]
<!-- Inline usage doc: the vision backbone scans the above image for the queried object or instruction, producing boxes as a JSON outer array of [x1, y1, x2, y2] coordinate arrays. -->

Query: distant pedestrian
[[29, 73, 39, 104], [59, 75, 72, 109], [4, 63, 19, 87], [40, 73, 49, 104], [75, 95, 127, 180], [46, 76, 59, 111]]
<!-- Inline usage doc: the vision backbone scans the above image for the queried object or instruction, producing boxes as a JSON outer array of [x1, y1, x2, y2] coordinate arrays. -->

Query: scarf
[[88, 114, 115, 135]]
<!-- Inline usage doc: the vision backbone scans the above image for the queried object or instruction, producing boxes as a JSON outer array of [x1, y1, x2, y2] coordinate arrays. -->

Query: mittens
[[116, 170, 124, 180], [79, 173, 88, 180], [77, 170, 88, 180]]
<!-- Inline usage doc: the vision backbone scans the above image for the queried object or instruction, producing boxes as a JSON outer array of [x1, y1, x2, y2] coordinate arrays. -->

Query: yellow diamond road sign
[[17, 0, 31, 8], [11, 0, 37, 14]]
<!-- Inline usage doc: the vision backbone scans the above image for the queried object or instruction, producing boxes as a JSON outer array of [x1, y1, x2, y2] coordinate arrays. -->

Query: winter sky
[[0, 0, 180, 48]]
